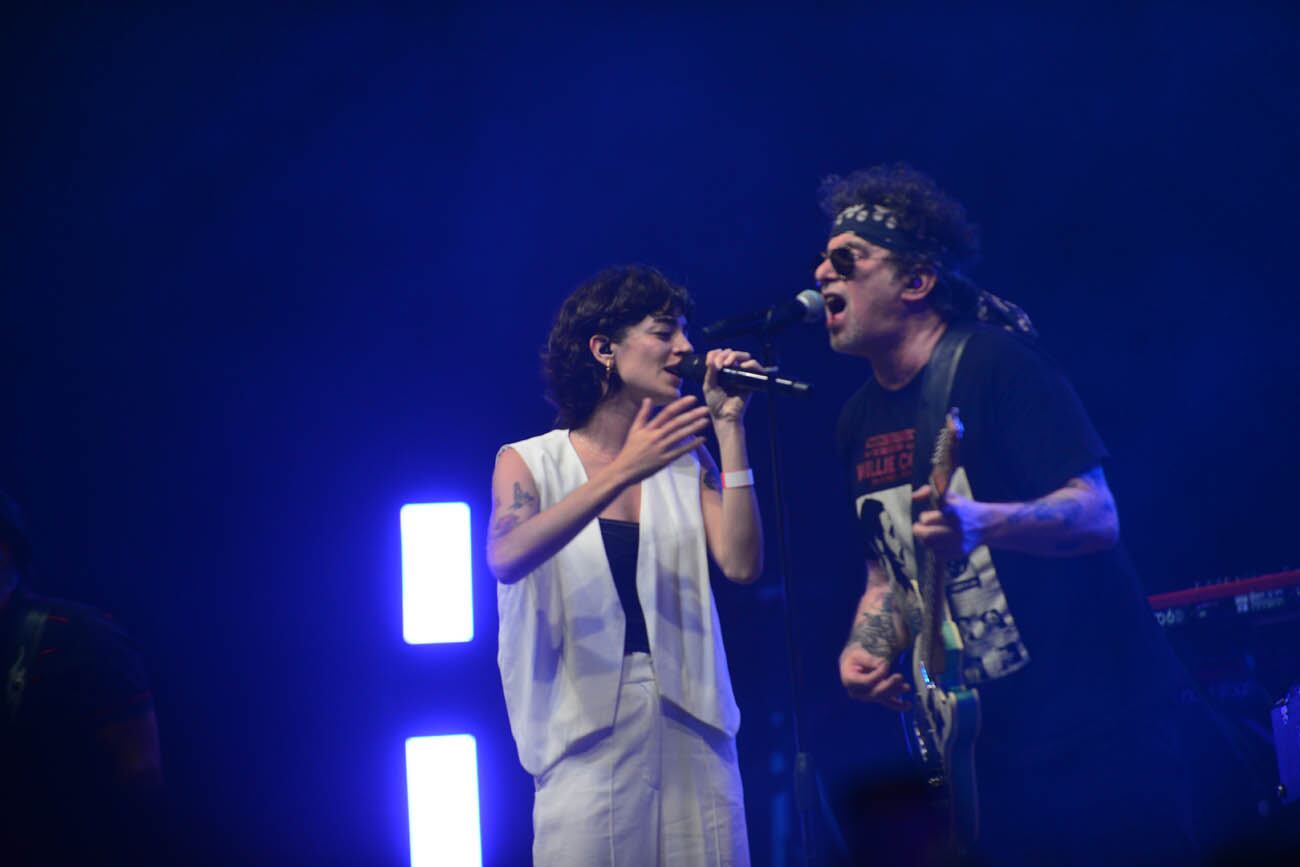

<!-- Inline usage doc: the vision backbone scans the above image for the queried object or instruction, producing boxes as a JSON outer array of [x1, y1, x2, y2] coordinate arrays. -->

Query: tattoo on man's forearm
[[1006, 497, 1084, 528], [850, 591, 900, 658], [702, 467, 721, 492]]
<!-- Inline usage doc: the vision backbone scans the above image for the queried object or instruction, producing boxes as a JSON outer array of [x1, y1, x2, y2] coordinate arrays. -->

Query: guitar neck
[[918, 412, 960, 674]]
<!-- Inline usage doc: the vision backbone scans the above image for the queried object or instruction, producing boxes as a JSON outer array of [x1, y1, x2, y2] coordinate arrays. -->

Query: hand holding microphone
[[674, 289, 821, 398], [697, 349, 764, 422], [667, 353, 814, 397]]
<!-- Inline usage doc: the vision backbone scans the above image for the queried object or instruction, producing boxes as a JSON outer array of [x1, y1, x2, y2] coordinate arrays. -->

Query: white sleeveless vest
[[497, 429, 741, 776]]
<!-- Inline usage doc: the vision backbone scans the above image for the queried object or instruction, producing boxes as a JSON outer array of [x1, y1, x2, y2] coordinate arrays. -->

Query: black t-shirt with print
[[834, 325, 1181, 761]]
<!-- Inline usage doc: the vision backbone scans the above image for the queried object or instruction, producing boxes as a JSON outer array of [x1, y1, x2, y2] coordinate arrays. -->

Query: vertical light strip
[[401, 502, 473, 644], [406, 734, 483, 867]]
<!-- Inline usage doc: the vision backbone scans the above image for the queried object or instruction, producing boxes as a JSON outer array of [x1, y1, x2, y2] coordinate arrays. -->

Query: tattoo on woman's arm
[[511, 482, 536, 512], [489, 513, 520, 540], [702, 466, 721, 492], [489, 482, 537, 541]]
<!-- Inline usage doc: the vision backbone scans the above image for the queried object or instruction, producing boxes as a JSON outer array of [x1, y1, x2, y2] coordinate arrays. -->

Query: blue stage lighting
[[406, 734, 483, 867], [401, 502, 473, 644]]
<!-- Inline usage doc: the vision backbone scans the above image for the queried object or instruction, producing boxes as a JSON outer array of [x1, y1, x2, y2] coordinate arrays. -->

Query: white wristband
[[721, 469, 755, 489]]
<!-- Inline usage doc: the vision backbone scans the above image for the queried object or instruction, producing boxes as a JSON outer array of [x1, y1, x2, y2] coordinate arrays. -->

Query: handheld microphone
[[666, 355, 813, 397], [700, 289, 826, 339]]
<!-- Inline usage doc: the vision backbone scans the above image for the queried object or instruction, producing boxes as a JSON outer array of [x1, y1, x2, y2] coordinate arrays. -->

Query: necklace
[[570, 429, 621, 463]]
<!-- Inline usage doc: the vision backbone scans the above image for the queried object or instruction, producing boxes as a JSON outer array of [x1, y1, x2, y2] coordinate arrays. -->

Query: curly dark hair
[[818, 163, 982, 321], [542, 265, 694, 429]]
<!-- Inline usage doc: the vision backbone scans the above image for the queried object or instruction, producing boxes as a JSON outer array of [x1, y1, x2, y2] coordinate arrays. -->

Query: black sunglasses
[[819, 246, 866, 279]]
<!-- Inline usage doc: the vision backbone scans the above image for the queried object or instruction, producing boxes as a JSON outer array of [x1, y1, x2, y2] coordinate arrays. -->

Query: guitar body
[[908, 610, 981, 848], [903, 408, 983, 850]]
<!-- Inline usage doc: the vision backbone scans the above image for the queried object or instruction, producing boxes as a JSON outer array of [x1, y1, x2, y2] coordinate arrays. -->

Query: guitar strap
[[913, 323, 973, 476], [913, 323, 1031, 684]]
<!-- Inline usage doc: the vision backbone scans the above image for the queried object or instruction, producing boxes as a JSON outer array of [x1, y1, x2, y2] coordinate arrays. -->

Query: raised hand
[[611, 395, 710, 485], [701, 348, 765, 423]]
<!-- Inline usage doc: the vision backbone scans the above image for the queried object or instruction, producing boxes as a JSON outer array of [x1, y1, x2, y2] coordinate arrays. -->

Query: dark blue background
[[4, 4, 1298, 864]]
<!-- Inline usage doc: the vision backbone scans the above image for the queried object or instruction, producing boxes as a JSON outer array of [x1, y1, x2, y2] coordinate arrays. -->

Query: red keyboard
[[1148, 569, 1300, 629]]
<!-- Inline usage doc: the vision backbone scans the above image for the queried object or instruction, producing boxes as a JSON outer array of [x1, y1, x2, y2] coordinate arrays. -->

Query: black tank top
[[597, 518, 649, 655]]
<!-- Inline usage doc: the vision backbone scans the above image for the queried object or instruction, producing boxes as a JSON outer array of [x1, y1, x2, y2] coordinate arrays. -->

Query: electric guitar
[[905, 408, 982, 850]]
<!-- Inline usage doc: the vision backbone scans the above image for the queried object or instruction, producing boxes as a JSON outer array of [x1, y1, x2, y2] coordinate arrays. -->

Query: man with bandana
[[817, 164, 1196, 865]]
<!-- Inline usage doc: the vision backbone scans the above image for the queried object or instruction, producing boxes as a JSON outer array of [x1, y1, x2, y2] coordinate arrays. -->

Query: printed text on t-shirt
[[856, 428, 915, 488]]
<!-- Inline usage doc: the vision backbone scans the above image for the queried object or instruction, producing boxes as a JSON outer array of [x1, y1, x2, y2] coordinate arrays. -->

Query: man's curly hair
[[818, 163, 982, 321], [542, 265, 693, 429]]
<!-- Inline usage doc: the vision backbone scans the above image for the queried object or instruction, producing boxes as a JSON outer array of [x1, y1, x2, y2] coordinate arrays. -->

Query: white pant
[[532, 653, 750, 866]]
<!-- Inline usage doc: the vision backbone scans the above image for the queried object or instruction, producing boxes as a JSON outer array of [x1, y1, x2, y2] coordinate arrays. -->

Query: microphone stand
[[756, 316, 846, 867]]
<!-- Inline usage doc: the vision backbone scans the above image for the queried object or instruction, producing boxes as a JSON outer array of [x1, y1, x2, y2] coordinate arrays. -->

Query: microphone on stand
[[700, 289, 826, 339], [666, 354, 813, 397]]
